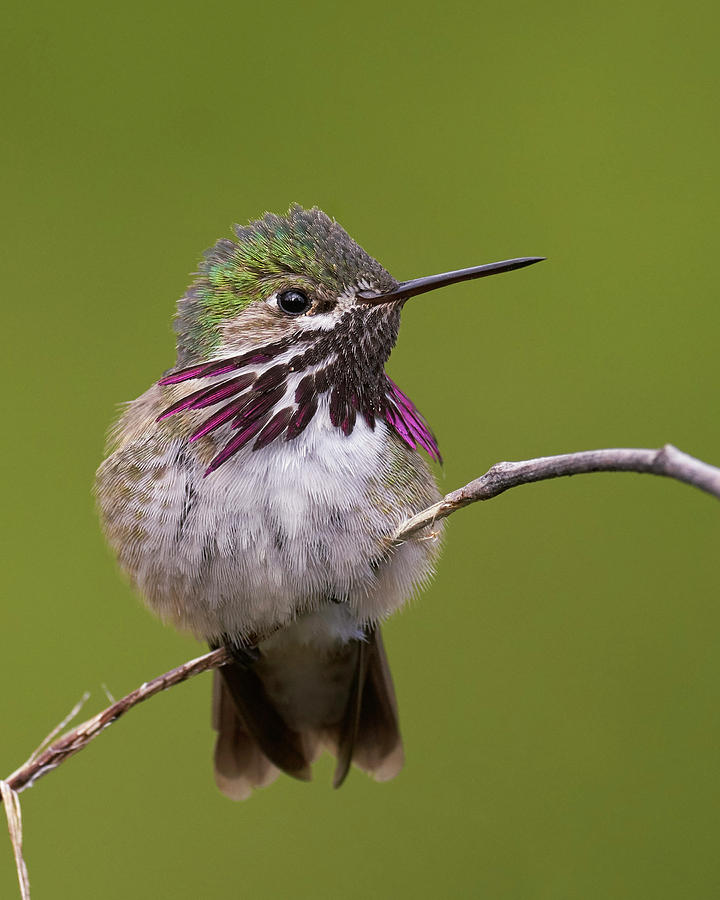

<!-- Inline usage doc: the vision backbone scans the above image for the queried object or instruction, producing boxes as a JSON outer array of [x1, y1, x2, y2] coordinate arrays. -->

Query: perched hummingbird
[[95, 206, 542, 799]]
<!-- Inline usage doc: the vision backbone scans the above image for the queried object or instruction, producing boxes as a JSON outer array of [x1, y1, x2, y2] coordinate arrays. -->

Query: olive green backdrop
[[2, 1, 719, 897]]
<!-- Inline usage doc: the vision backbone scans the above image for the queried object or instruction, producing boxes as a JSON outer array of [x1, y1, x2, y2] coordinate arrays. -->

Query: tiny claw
[[226, 642, 261, 669]]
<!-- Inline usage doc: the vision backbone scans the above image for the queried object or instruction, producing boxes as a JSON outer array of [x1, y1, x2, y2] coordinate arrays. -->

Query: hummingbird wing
[[332, 626, 404, 788], [212, 661, 312, 800], [212, 672, 281, 800]]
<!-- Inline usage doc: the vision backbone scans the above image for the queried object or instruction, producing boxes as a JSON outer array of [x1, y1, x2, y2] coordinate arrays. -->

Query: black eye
[[277, 289, 311, 316]]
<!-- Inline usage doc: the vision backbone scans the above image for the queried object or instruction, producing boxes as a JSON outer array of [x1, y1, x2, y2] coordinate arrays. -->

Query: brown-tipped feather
[[216, 663, 312, 781], [333, 627, 403, 787], [212, 673, 280, 800], [332, 638, 369, 787]]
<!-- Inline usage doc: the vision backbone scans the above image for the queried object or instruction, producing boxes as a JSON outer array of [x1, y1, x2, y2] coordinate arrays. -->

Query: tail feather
[[212, 625, 403, 800], [333, 627, 403, 786], [332, 637, 369, 788], [212, 673, 280, 800], [215, 663, 312, 780]]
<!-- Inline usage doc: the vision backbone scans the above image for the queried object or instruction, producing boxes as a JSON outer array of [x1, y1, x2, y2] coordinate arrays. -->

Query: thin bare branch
[[5, 647, 231, 795], [392, 444, 720, 543]]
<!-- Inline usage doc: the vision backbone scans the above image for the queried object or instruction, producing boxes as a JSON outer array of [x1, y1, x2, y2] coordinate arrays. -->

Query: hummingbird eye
[[277, 289, 311, 316]]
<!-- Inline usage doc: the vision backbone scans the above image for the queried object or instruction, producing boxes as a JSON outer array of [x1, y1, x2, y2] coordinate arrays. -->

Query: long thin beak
[[357, 256, 545, 305]]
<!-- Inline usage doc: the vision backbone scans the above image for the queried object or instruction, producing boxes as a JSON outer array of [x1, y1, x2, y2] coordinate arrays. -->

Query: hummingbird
[[95, 206, 542, 799]]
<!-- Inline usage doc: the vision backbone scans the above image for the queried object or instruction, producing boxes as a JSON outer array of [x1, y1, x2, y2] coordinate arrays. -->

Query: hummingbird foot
[[210, 636, 261, 669]]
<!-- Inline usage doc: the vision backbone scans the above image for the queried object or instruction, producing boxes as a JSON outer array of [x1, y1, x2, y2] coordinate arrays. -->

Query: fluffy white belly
[[103, 405, 439, 643]]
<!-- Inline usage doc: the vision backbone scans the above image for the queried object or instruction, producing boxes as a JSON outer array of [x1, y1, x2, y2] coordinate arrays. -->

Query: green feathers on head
[[174, 205, 396, 362]]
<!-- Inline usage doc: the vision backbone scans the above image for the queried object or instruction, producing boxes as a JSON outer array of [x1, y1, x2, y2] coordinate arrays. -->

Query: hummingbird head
[[173, 204, 400, 365], [160, 206, 543, 474]]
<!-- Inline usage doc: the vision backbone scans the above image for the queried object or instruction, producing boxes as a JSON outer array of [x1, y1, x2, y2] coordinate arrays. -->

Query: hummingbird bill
[[95, 206, 543, 799]]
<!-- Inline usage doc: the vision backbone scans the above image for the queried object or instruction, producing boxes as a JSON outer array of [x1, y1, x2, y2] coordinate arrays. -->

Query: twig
[[2, 443, 718, 897], [392, 444, 720, 543], [1, 650, 228, 898], [5, 647, 231, 796]]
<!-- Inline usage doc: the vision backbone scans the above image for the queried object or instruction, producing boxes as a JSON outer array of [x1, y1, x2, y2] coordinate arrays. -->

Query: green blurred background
[[2, 1, 719, 897]]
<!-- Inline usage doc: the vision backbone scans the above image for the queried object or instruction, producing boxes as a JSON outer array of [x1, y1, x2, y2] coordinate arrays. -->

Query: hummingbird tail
[[212, 625, 403, 800]]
